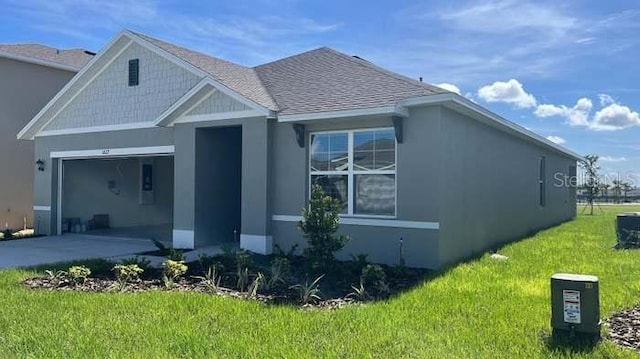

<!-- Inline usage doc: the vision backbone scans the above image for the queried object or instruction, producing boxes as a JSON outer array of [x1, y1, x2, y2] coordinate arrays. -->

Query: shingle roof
[[132, 32, 279, 111], [0, 43, 94, 70], [254, 47, 448, 115], [131, 32, 448, 115]]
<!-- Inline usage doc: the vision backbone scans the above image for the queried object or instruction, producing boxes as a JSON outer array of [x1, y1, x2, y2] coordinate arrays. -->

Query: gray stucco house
[[18, 30, 580, 269], [0, 44, 92, 230]]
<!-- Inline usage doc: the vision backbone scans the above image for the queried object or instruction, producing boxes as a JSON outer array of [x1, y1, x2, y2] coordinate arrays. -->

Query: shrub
[[289, 274, 324, 304], [113, 264, 144, 283], [248, 272, 264, 298], [193, 266, 221, 293], [120, 256, 151, 272], [236, 267, 249, 292], [167, 248, 185, 262], [298, 185, 349, 270], [274, 243, 299, 259], [162, 260, 188, 288], [350, 253, 370, 275], [235, 250, 253, 270], [361, 264, 389, 298], [263, 257, 288, 291], [112, 264, 144, 291], [68, 265, 91, 284], [2, 229, 13, 240], [347, 280, 369, 301]]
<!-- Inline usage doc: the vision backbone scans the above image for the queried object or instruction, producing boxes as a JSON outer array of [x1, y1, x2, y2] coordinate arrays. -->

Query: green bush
[[162, 260, 188, 288], [361, 264, 389, 298], [167, 248, 185, 262], [68, 265, 91, 284], [112, 264, 144, 283], [298, 185, 349, 270], [120, 256, 151, 272]]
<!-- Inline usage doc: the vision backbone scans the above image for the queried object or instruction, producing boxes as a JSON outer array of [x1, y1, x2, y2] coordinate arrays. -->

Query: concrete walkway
[[0, 234, 227, 270], [0, 234, 157, 269]]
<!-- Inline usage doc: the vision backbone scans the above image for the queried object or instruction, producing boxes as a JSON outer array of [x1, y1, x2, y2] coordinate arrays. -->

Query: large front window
[[310, 128, 396, 217]]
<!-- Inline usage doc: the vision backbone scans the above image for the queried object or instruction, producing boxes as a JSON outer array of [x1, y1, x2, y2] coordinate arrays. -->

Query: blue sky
[[1, 0, 639, 183]]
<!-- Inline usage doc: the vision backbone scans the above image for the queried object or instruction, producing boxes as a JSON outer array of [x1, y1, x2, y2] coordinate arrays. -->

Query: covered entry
[[54, 147, 175, 244]]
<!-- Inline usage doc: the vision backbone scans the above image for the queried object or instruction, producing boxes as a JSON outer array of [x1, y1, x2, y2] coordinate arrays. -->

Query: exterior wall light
[[36, 159, 45, 172]]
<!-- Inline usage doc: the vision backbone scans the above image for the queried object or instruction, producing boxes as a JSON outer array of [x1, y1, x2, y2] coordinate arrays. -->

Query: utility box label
[[563, 290, 581, 324]]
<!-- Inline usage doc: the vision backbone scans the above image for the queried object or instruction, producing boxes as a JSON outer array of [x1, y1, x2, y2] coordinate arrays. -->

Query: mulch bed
[[21, 275, 356, 310], [606, 306, 640, 351]]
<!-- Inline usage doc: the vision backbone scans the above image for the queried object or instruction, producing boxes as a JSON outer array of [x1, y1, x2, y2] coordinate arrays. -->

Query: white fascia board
[[36, 122, 156, 138], [50, 145, 175, 159], [17, 31, 133, 140], [174, 110, 266, 125], [127, 32, 272, 116], [0, 50, 82, 72], [278, 105, 408, 123], [153, 79, 214, 126], [401, 94, 584, 162]]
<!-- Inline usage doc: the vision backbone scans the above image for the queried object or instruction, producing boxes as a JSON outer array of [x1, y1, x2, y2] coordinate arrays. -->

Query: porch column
[[172, 125, 196, 248], [240, 120, 272, 254]]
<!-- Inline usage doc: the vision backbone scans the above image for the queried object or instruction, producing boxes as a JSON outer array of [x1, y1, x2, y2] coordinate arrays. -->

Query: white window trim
[[308, 127, 398, 218]]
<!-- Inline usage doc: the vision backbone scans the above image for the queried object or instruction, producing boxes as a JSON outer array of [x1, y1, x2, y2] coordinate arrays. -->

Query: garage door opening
[[61, 156, 174, 244]]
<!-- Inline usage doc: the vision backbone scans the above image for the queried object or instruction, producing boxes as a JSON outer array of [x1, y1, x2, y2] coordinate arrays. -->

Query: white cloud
[[600, 156, 627, 162], [435, 83, 461, 94], [545, 135, 566, 145], [591, 103, 640, 131], [477, 79, 536, 108], [535, 96, 640, 131], [598, 93, 615, 106], [534, 98, 592, 126]]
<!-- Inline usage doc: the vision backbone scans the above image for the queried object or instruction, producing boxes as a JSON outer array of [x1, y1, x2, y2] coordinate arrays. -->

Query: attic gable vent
[[128, 59, 139, 86]]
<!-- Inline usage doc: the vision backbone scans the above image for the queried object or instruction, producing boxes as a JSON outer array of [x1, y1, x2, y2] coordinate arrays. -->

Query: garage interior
[[61, 156, 174, 244]]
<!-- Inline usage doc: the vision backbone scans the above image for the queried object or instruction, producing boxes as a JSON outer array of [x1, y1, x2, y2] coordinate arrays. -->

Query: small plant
[[289, 274, 324, 304], [197, 254, 222, 272], [193, 266, 221, 293], [347, 280, 369, 301], [44, 269, 67, 280], [299, 185, 349, 270], [263, 258, 288, 291], [361, 264, 389, 298], [248, 272, 264, 298], [221, 243, 236, 259], [350, 253, 370, 274], [162, 260, 188, 288], [2, 229, 13, 240], [235, 250, 253, 270], [167, 248, 186, 262], [68, 265, 91, 284], [112, 264, 144, 291], [236, 267, 249, 292], [120, 256, 151, 272], [274, 243, 299, 259]]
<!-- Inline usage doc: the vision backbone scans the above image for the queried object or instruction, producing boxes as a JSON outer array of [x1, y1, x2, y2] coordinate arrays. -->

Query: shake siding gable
[[42, 42, 201, 132]]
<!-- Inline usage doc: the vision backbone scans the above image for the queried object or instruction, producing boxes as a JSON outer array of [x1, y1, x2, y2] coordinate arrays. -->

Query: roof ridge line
[[322, 47, 444, 93]]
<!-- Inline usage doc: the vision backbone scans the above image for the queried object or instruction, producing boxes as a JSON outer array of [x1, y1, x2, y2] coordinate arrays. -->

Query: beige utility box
[[550, 273, 600, 338]]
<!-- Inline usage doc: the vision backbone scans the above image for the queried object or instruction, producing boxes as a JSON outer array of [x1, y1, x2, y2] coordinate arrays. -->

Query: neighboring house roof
[[254, 47, 448, 115], [0, 43, 94, 71], [132, 32, 279, 111]]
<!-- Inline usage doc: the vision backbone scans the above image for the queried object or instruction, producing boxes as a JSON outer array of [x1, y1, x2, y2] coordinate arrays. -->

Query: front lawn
[[1, 206, 639, 358]]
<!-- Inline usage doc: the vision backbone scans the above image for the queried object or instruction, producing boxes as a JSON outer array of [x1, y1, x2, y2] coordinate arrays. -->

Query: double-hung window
[[310, 128, 396, 217]]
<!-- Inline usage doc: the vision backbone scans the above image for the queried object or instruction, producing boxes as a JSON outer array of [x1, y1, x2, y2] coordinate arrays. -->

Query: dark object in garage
[[88, 214, 110, 230]]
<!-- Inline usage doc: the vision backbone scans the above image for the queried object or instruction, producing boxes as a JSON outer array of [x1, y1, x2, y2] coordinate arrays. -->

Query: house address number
[[102, 149, 110, 155]]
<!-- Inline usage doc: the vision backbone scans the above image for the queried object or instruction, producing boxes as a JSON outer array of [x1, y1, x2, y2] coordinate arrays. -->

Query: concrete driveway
[[0, 234, 158, 269]]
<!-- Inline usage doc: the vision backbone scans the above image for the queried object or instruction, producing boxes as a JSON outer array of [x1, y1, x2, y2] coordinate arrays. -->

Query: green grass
[[1, 206, 639, 358]]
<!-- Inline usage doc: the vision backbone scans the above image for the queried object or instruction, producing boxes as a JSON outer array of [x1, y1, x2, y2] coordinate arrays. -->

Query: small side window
[[539, 156, 546, 207], [128, 59, 139, 86]]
